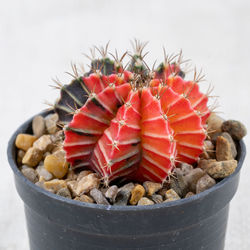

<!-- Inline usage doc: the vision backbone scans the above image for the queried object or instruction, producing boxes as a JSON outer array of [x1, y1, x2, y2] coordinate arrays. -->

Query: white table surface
[[1, 0, 250, 249]]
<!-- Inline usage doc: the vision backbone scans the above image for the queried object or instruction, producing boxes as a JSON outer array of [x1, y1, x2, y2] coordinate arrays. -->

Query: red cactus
[[62, 45, 211, 184]]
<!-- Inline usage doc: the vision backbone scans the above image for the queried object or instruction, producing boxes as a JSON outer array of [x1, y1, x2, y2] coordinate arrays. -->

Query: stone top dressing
[[14, 40, 247, 206]]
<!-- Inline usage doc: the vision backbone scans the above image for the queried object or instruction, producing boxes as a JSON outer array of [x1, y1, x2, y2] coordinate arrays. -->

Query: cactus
[[56, 41, 211, 184]]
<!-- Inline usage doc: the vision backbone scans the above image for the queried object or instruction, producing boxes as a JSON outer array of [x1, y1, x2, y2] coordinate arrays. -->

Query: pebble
[[36, 165, 53, 181], [114, 183, 135, 206], [22, 147, 43, 167], [50, 130, 64, 144], [66, 180, 78, 197], [196, 174, 216, 193], [32, 115, 46, 138], [164, 189, 180, 202], [143, 181, 162, 196], [170, 169, 188, 197], [21, 168, 38, 183], [90, 188, 110, 205], [75, 173, 100, 196], [205, 160, 238, 179], [183, 168, 206, 192], [216, 136, 234, 161], [137, 197, 154, 206], [56, 187, 72, 199], [33, 135, 53, 153], [221, 132, 237, 158], [74, 194, 94, 203], [43, 179, 67, 193], [17, 150, 25, 165], [130, 184, 146, 205], [198, 159, 216, 171], [185, 192, 195, 198], [15, 134, 37, 151], [203, 140, 215, 159], [105, 185, 118, 203], [45, 113, 59, 134], [44, 151, 69, 178], [151, 194, 163, 204], [207, 113, 224, 136], [20, 164, 30, 171], [66, 169, 78, 181], [222, 120, 247, 140], [180, 163, 193, 176], [77, 170, 93, 181]]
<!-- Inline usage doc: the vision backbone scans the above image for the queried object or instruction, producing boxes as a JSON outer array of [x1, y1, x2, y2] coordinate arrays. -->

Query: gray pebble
[[90, 188, 110, 205], [36, 165, 53, 181], [32, 115, 46, 138], [21, 168, 38, 183], [56, 187, 72, 199], [222, 120, 247, 140], [45, 113, 59, 134], [114, 183, 135, 206], [184, 168, 206, 193], [105, 185, 118, 203], [151, 194, 163, 204], [180, 163, 193, 176], [170, 169, 188, 197], [196, 174, 216, 193]]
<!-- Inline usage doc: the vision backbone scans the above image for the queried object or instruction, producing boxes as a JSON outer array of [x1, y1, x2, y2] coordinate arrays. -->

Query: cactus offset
[[55, 41, 211, 184]]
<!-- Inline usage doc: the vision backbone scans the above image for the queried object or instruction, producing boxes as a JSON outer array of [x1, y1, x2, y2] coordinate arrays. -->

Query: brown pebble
[[32, 115, 46, 137], [206, 160, 238, 179], [74, 194, 94, 203], [185, 192, 195, 198], [196, 174, 216, 193], [66, 180, 78, 197], [198, 159, 216, 171], [15, 134, 37, 151], [21, 168, 38, 183], [137, 197, 154, 206], [130, 184, 146, 205], [220, 132, 237, 158], [56, 187, 72, 199], [143, 181, 162, 196], [45, 113, 59, 134], [90, 188, 109, 205], [66, 169, 77, 181], [184, 168, 206, 192], [222, 120, 247, 140], [207, 113, 224, 137], [105, 185, 118, 203], [216, 136, 234, 161], [77, 170, 93, 181], [44, 179, 67, 193], [164, 189, 180, 201], [22, 147, 43, 167], [33, 135, 53, 153], [75, 173, 100, 196], [44, 151, 69, 178], [151, 194, 163, 204]]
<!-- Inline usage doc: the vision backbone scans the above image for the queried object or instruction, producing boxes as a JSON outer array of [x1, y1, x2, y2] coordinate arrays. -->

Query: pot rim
[[7, 111, 246, 211]]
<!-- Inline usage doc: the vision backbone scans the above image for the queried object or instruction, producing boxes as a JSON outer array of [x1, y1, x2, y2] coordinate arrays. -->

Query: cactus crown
[[54, 41, 211, 185]]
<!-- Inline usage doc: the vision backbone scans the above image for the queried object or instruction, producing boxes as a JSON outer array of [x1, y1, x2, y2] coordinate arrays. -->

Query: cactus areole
[[56, 42, 211, 184]]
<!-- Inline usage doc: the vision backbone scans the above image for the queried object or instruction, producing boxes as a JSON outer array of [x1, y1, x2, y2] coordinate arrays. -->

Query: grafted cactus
[[55, 41, 211, 184]]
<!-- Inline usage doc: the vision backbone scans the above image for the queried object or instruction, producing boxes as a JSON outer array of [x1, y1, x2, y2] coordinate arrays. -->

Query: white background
[[1, 0, 250, 249]]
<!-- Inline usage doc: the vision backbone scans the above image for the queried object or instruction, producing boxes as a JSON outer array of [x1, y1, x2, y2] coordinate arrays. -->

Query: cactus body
[[58, 44, 211, 184]]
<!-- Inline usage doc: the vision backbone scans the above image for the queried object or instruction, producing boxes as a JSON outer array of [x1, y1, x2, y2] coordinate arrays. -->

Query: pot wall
[[8, 111, 246, 250]]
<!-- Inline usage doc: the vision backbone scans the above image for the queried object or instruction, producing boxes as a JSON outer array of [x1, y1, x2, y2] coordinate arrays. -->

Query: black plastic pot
[[8, 111, 246, 250]]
